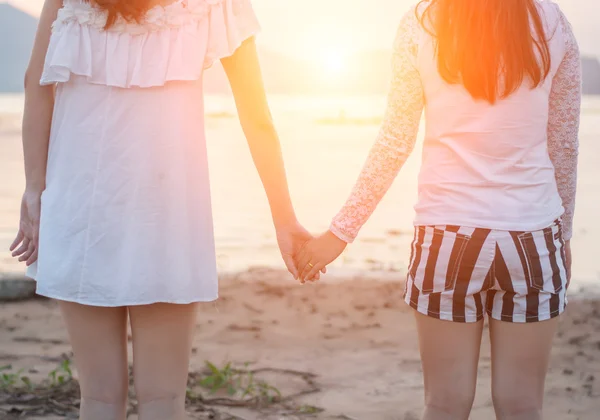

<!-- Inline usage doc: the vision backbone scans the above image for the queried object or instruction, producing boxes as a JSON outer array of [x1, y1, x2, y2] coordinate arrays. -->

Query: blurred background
[[1, 0, 599, 287], [0, 2, 599, 419]]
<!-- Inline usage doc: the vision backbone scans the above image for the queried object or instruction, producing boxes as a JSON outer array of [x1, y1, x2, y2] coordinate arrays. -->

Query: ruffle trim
[[40, 0, 260, 88], [52, 0, 222, 35]]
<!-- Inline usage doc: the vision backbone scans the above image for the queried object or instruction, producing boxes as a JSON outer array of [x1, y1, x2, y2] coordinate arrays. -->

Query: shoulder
[[398, 1, 426, 29], [536, 0, 562, 16], [536, 0, 574, 33], [394, 2, 425, 50], [548, 2, 576, 37], [537, 0, 578, 55]]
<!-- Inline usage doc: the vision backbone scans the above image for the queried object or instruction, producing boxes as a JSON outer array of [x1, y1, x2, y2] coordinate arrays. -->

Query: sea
[[1, 93, 599, 293]]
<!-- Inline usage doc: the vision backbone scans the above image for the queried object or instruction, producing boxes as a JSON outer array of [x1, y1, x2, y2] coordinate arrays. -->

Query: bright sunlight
[[323, 53, 345, 76]]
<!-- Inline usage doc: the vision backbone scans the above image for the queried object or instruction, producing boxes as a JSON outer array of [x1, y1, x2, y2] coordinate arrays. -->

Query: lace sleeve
[[548, 8, 581, 241], [329, 9, 424, 243]]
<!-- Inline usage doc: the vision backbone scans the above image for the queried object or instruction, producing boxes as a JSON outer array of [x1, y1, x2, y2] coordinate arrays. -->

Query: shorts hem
[[405, 296, 566, 324], [404, 297, 485, 323], [487, 307, 566, 323]]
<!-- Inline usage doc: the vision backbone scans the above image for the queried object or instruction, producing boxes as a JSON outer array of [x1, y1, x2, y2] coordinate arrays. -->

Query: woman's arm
[[329, 13, 423, 244], [547, 10, 581, 242], [10, 0, 61, 265], [221, 38, 296, 228], [296, 10, 425, 280], [221, 39, 320, 279], [23, 0, 61, 191], [547, 9, 581, 285]]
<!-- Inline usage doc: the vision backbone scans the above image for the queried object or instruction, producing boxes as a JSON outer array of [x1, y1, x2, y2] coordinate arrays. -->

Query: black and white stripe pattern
[[404, 221, 568, 323]]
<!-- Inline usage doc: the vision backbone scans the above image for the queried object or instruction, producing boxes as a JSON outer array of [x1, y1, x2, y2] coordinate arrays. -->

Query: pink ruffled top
[[40, 0, 260, 88]]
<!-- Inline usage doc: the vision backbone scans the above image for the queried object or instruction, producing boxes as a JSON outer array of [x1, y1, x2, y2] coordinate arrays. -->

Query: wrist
[[25, 170, 46, 193], [25, 182, 45, 195], [273, 213, 298, 231], [327, 225, 353, 244], [326, 229, 349, 246]]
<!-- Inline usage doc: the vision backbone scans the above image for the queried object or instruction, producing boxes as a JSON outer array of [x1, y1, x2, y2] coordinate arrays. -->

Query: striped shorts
[[403, 220, 568, 323]]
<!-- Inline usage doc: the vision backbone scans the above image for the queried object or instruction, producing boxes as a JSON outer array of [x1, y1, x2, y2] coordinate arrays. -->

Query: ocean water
[[1, 94, 599, 292]]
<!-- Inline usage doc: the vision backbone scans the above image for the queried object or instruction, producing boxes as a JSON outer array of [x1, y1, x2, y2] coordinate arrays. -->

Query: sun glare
[[324, 53, 345, 76]]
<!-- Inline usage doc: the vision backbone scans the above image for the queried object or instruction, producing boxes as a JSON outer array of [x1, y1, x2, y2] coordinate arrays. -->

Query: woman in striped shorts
[[295, 1, 581, 419]]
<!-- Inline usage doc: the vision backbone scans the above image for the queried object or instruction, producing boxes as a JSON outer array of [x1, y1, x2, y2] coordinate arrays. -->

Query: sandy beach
[[1, 270, 599, 419], [1, 1, 599, 416]]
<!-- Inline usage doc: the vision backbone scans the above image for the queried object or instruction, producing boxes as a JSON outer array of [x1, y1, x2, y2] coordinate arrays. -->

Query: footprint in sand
[[227, 324, 261, 332]]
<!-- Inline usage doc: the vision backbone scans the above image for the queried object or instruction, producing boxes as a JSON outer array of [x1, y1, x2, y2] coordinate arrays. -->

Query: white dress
[[26, 0, 260, 306]]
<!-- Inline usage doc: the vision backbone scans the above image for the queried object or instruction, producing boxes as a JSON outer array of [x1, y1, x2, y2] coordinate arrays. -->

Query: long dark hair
[[418, 0, 552, 103], [91, 0, 153, 29]]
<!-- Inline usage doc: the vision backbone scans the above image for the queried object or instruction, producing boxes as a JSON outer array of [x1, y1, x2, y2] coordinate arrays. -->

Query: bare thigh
[[415, 312, 484, 420], [489, 317, 559, 420], [59, 302, 129, 419], [129, 303, 199, 420]]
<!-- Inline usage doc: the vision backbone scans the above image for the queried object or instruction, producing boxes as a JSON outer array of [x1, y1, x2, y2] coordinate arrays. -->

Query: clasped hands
[[293, 230, 347, 284]]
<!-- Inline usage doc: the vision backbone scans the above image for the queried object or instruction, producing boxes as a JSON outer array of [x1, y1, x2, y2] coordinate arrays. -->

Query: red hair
[[418, 0, 552, 103]]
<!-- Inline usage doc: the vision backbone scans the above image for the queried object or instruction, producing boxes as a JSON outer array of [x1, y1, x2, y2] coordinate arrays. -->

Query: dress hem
[[35, 288, 218, 307]]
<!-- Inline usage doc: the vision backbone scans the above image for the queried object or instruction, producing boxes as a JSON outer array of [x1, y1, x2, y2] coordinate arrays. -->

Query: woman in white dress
[[296, 0, 580, 419], [10, 0, 320, 419]]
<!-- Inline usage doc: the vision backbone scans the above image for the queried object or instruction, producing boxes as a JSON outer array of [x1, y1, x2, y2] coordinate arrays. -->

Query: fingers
[[299, 254, 321, 283], [304, 262, 326, 282], [300, 268, 320, 284], [299, 258, 319, 282], [10, 230, 24, 252], [297, 257, 320, 284], [282, 253, 299, 280], [12, 237, 30, 257], [306, 272, 320, 283], [295, 249, 313, 280], [298, 260, 316, 283], [295, 243, 309, 266], [309, 265, 325, 282], [26, 247, 38, 266], [10, 230, 39, 265], [18, 241, 36, 263], [294, 240, 327, 284]]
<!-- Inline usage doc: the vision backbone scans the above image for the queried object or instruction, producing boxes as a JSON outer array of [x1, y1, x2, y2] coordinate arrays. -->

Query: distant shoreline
[[3, 267, 600, 300]]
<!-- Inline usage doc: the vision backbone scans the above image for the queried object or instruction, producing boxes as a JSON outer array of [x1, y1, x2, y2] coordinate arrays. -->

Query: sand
[[1, 269, 599, 420]]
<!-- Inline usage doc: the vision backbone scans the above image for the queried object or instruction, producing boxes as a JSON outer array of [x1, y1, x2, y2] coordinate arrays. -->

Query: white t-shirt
[[331, 0, 581, 242]]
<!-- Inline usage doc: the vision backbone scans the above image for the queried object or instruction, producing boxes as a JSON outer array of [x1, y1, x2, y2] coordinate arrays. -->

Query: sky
[[8, 0, 599, 58]]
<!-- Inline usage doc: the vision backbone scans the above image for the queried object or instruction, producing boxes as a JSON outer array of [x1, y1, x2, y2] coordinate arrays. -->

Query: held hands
[[276, 221, 326, 281], [295, 230, 347, 283]]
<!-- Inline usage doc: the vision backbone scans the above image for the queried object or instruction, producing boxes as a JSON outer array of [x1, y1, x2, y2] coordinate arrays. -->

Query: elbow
[[24, 68, 49, 91], [24, 68, 54, 97], [254, 118, 276, 134], [242, 112, 276, 134], [23, 68, 36, 91]]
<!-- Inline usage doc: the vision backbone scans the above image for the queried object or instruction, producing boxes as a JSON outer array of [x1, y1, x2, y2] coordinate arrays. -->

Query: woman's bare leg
[[129, 303, 199, 420], [415, 312, 484, 420], [58, 302, 129, 420], [490, 318, 559, 420]]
